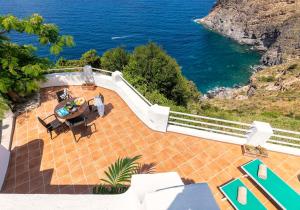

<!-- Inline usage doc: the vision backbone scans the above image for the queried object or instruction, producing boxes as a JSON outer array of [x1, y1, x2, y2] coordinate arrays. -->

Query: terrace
[[0, 68, 300, 209]]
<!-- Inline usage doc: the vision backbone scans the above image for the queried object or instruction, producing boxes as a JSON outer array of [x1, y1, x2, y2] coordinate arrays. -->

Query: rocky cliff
[[198, 0, 300, 66]]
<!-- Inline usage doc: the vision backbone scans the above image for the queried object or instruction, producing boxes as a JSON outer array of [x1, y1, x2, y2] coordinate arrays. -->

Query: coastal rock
[[198, 0, 300, 66]]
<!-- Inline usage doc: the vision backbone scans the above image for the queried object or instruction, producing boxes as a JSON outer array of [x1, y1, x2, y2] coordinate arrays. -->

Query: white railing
[[168, 111, 251, 138], [46, 67, 83, 72], [268, 128, 300, 148], [119, 75, 153, 106], [92, 67, 113, 75]]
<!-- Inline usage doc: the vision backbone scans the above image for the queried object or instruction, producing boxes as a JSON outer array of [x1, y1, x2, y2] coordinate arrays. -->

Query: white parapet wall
[[0, 191, 142, 210], [0, 145, 10, 191], [41, 71, 170, 132], [41, 70, 300, 156], [0, 109, 14, 190]]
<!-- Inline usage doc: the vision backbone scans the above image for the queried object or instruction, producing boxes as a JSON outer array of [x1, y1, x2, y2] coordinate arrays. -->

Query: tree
[[56, 49, 101, 68], [0, 96, 8, 118], [123, 42, 200, 106], [0, 14, 74, 103], [80, 49, 101, 68], [101, 47, 129, 71]]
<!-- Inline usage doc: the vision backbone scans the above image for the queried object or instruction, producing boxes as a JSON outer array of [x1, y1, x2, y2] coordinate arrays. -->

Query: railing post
[[246, 121, 273, 146], [83, 65, 95, 85], [112, 71, 123, 82], [148, 104, 170, 132]]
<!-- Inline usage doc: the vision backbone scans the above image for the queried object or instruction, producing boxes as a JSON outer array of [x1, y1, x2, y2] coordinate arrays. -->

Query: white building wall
[[0, 145, 10, 190], [0, 110, 14, 190]]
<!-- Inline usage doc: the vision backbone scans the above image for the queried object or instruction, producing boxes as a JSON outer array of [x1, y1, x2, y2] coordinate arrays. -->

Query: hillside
[[198, 0, 300, 66], [203, 60, 300, 130], [193, 0, 300, 130]]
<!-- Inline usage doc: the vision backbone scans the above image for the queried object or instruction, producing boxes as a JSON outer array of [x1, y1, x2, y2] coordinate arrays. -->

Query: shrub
[[101, 47, 129, 71], [258, 75, 275, 82], [124, 42, 200, 106], [80, 49, 101, 68]]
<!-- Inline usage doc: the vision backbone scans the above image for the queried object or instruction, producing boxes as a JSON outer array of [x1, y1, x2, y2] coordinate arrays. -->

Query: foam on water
[[111, 35, 136, 40]]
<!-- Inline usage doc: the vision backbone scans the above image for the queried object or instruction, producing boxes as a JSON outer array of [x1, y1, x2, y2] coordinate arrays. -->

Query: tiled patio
[[1, 86, 300, 209]]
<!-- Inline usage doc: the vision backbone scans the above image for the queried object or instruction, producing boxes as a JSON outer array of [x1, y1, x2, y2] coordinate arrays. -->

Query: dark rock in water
[[251, 65, 266, 73], [233, 84, 241, 89], [206, 87, 235, 99]]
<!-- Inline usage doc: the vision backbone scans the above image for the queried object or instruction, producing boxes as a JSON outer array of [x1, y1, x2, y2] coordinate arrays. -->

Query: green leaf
[[98, 155, 141, 189], [50, 44, 63, 55]]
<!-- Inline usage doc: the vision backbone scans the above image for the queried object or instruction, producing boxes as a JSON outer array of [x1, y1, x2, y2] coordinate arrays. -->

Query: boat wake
[[111, 35, 135, 40], [192, 18, 202, 23]]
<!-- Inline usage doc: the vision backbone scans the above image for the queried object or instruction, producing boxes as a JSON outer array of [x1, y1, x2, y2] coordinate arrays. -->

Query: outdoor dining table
[[54, 98, 88, 120]]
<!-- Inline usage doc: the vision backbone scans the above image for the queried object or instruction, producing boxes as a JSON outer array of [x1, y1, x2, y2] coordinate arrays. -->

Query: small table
[[54, 98, 88, 120]]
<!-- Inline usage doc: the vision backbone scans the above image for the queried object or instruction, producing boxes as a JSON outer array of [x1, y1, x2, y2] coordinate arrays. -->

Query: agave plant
[[93, 155, 142, 194]]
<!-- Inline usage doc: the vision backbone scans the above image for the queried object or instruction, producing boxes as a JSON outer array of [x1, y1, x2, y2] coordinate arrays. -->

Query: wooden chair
[[37, 114, 64, 139], [65, 116, 87, 141]]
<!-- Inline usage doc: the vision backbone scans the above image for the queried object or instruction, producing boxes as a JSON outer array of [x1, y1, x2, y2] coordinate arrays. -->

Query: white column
[[246, 121, 273, 146], [112, 71, 123, 82], [148, 104, 170, 132], [83, 65, 95, 84]]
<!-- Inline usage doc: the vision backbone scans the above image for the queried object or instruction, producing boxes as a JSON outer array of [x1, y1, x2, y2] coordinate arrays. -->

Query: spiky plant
[[93, 155, 142, 194]]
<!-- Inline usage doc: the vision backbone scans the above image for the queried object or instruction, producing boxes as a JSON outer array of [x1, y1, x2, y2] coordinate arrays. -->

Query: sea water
[[0, 0, 261, 92]]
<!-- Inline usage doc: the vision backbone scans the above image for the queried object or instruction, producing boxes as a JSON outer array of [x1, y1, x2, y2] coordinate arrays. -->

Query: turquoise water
[[0, 0, 261, 92]]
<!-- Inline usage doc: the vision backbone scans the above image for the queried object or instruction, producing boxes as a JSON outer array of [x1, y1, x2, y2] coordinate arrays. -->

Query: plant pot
[[82, 83, 96, 90], [242, 144, 268, 158]]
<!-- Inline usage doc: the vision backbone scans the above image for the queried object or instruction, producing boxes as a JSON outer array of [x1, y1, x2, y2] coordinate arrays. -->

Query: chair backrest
[[56, 90, 65, 102], [37, 117, 48, 128], [66, 116, 86, 128], [98, 93, 104, 104], [56, 88, 70, 102]]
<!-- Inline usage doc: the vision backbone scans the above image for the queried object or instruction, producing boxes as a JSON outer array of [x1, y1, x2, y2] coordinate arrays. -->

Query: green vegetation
[[257, 75, 275, 82], [93, 155, 141, 194], [56, 49, 101, 68], [0, 13, 73, 111], [123, 43, 200, 107], [101, 47, 129, 71], [203, 60, 300, 131], [58, 43, 201, 109]]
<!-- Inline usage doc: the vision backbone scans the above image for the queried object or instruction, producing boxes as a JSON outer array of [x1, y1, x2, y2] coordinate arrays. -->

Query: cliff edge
[[198, 0, 300, 66]]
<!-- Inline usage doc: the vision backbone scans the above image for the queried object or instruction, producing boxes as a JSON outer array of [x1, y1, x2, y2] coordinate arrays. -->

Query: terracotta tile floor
[[1, 86, 300, 209]]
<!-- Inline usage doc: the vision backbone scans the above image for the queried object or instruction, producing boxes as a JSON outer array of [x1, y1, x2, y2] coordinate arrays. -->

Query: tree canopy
[[0, 14, 74, 104], [123, 43, 200, 106], [56, 43, 201, 108], [56, 49, 101, 68], [101, 47, 129, 71]]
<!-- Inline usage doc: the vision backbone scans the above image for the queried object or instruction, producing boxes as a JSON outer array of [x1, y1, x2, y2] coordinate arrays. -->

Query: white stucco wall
[[0, 145, 10, 191], [0, 110, 14, 190], [0, 172, 185, 210], [42, 72, 169, 132], [0, 189, 142, 210]]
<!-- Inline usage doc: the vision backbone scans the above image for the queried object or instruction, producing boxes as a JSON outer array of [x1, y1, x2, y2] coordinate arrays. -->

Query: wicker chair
[[65, 116, 87, 141], [37, 114, 64, 139], [56, 88, 71, 102]]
